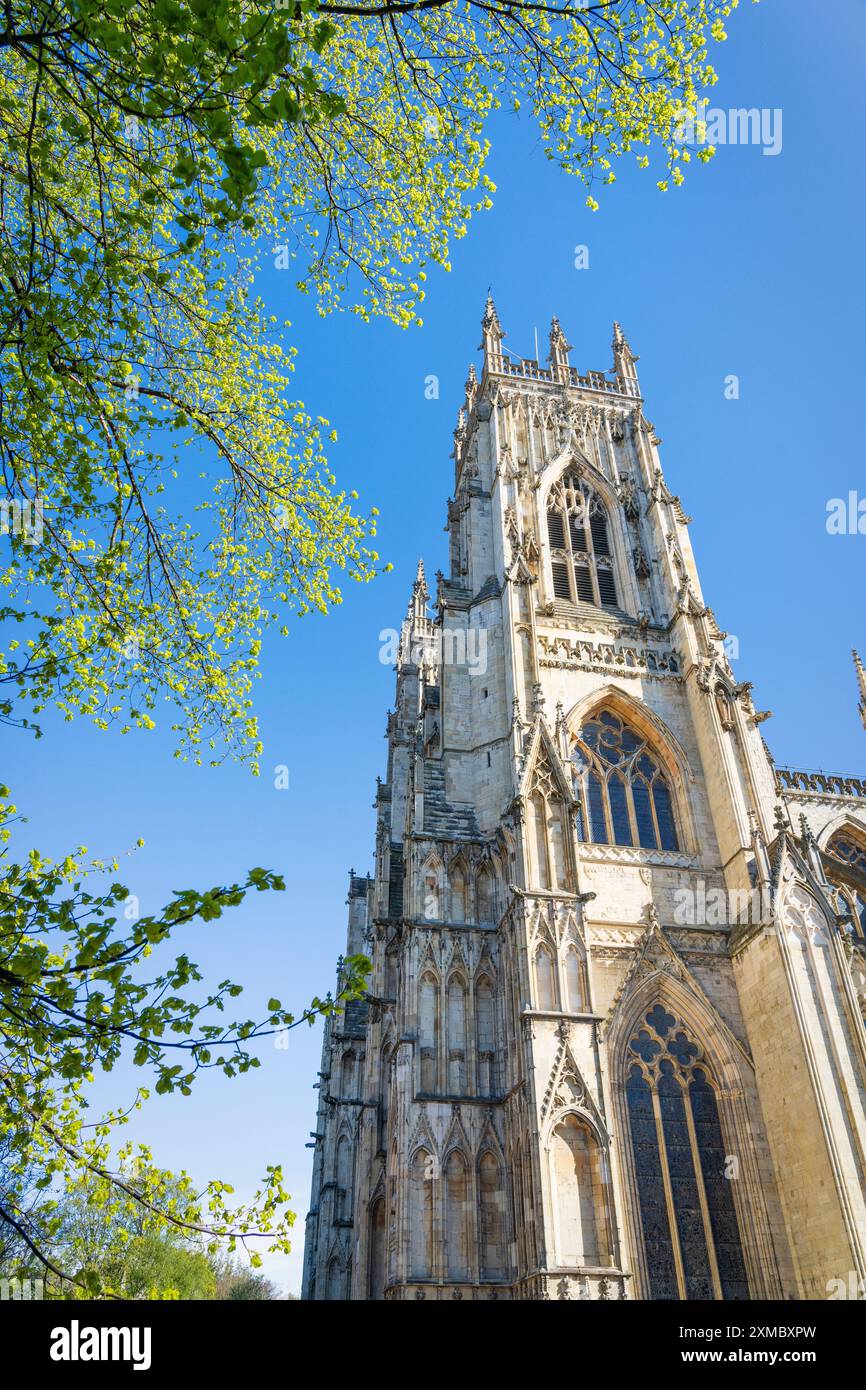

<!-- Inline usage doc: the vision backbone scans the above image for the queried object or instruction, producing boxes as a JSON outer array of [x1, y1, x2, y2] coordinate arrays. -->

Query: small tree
[[0, 789, 369, 1295]]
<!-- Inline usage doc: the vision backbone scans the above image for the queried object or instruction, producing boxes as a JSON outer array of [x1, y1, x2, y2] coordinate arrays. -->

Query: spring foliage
[[0, 0, 746, 763], [0, 786, 370, 1293]]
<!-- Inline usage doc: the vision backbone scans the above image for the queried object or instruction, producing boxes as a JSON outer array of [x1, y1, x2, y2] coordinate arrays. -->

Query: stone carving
[[537, 632, 680, 677], [303, 312, 858, 1307]]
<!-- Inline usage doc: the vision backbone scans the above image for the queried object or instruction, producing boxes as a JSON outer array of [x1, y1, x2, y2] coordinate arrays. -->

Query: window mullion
[[623, 753, 639, 848], [650, 1084, 688, 1300], [625, 782, 640, 850], [682, 1076, 724, 1301], [578, 781, 588, 844], [564, 499, 577, 604], [602, 773, 615, 846], [648, 780, 663, 853], [587, 515, 601, 606]]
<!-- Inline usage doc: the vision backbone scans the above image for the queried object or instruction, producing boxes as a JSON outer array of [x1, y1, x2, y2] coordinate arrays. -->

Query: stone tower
[[302, 300, 866, 1301]]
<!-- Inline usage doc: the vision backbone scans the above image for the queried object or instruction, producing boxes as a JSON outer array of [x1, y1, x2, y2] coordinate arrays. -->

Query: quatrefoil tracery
[[627, 1007, 707, 1085]]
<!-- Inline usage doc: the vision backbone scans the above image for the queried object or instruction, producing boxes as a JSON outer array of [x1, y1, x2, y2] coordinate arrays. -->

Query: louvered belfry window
[[572, 709, 679, 852], [546, 471, 618, 610]]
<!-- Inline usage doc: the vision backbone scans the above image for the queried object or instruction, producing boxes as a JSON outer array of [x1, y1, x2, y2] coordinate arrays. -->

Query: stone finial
[[854, 649, 866, 731], [481, 290, 503, 341], [408, 557, 429, 621], [612, 320, 640, 384], [548, 316, 572, 369], [464, 362, 479, 412], [749, 809, 772, 896]]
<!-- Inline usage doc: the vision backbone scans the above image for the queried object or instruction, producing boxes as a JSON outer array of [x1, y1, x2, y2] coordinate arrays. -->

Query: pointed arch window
[[624, 1005, 748, 1301], [476, 863, 495, 925], [446, 973, 467, 1093], [445, 1150, 471, 1280], [550, 1114, 612, 1267], [339, 1049, 356, 1099], [547, 471, 619, 610], [419, 971, 439, 1093], [527, 748, 572, 890], [450, 860, 468, 922], [378, 1046, 391, 1152], [479, 1151, 507, 1279], [335, 1135, 352, 1223], [369, 1198, 386, 1300], [384, 948, 397, 1000], [422, 858, 442, 921], [409, 1149, 434, 1279], [826, 832, 866, 940], [475, 974, 496, 1096], [573, 709, 679, 852], [534, 942, 557, 1011], [565, 945, 589, 1014]]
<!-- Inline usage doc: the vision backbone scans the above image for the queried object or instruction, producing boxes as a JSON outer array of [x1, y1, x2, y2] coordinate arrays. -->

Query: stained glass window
[[826, 833, 866, 940], [625, 1007, 749, 1301], [829, 836, 866, 873], [546, 472, 619, 610], [573, 709, 679, 852]]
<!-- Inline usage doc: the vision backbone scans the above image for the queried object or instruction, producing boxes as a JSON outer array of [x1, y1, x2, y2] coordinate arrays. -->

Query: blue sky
[[5, 0, 866, 1294]]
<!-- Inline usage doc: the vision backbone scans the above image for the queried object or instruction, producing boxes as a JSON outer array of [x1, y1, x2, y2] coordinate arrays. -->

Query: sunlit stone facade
[[302, 301, 866, 1301]]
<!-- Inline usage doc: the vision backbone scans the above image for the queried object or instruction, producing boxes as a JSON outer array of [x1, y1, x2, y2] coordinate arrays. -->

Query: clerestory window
[[547, 472, 618, 610]]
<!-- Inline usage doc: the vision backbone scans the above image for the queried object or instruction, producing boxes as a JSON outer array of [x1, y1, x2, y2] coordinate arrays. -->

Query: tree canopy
[[0, 0, 745, 764]]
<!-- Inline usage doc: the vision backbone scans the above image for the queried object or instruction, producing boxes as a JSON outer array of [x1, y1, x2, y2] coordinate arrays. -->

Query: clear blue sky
[[5, 0, 866, 1294]]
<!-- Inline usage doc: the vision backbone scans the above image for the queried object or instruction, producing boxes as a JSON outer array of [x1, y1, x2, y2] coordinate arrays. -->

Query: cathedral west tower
[[302, 299, 866, 1301]]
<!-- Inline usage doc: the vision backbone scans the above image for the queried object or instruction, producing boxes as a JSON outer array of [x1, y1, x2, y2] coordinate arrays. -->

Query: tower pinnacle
[[480, 291, 504, 363], [854, 649, 866, 730], [548, 316, 572, 373], [412, 556, 429, 605], [612, 320, 640, 390]]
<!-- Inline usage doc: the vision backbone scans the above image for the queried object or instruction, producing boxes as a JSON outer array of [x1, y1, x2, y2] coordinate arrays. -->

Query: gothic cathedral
[[302, 299, 866, 1301]]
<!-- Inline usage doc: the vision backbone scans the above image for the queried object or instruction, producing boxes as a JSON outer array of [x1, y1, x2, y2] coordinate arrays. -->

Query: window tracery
[[572, 709, 678, 852], [546, 471, 619, 609], [826, 833, 866, 939], [624, 1004, 748, 1300]]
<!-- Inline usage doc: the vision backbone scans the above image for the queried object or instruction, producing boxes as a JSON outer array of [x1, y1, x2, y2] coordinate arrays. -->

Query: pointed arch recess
[[607, 965, 780, 1301]]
